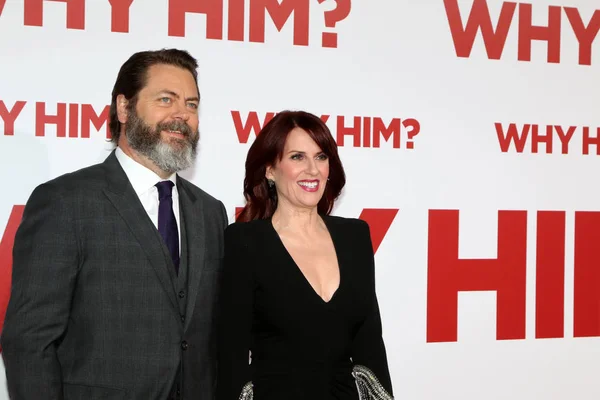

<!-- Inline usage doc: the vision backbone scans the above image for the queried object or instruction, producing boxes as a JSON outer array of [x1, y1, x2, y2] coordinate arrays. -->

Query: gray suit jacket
[[1, 150, 228, 400]]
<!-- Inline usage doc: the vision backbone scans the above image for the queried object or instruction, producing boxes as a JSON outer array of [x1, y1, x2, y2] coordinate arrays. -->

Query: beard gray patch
[[125, 109, 199, 175]]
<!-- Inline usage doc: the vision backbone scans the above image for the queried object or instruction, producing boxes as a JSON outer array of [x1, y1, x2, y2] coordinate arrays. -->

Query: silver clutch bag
[[236, 365, 394, 400], [352, 365, 394, 400], [238, 382, 253, 400]]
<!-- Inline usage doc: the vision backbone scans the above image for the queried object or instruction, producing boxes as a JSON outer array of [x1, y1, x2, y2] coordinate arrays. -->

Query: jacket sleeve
[[217, 223, 254, 400], [350, 220, 394, 399], [1, 183, 80, 400]]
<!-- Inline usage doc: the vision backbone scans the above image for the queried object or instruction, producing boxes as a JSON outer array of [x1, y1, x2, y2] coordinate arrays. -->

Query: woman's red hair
[[236, 110, 346, 222]]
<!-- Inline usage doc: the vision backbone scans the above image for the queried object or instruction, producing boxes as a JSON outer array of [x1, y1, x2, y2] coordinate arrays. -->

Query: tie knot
[[155, 180, 175, 201]]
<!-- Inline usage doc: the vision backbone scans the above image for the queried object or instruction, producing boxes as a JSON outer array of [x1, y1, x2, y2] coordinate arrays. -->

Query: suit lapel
[[102, 151, 180, 312], [177, 177, 207, 332]]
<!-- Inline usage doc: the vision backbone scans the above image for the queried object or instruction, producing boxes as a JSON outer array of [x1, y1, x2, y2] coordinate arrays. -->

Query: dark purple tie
[[156, 181, 179, 274]]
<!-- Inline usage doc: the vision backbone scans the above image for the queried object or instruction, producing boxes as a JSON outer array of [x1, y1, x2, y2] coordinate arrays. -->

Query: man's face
[[124, 64, 200, 175]]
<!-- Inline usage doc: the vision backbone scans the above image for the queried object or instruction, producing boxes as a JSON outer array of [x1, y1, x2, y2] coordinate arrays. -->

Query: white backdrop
[[1, 0, 600, 398]]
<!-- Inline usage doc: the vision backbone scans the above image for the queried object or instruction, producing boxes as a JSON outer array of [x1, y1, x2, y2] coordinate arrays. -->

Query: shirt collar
[[115, 147, 177, 195]]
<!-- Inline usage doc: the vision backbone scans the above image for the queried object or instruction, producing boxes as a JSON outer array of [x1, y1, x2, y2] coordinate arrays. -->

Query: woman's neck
[[271, 204, 324, 236]]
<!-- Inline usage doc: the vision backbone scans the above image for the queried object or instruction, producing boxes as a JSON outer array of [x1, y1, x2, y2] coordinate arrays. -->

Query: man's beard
[[125, 108, 199, 175]]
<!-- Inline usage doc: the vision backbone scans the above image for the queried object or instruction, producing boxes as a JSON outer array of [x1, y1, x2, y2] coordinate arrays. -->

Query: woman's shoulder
[[323, 215, 373, 257], [224, 218, 272, 240], [323, 214, 370, 234]]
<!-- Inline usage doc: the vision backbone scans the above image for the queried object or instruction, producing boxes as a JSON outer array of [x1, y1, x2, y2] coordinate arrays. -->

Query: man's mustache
[[156, 121, 194, 138]]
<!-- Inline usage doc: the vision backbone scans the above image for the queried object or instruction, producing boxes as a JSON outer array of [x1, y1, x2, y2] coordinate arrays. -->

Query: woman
[[217, 110, 394, 399]]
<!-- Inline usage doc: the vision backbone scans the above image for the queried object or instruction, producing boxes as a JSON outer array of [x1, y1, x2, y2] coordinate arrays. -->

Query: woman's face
[[266, 128, 330, 212]]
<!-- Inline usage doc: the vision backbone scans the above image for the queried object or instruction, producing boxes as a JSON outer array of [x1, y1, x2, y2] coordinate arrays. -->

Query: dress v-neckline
[[268, 215, 342, 305]]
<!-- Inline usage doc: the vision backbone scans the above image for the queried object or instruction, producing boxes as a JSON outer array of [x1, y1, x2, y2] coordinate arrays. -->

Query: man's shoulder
[[177, 176, 223, 208], [34, 159, 109, 197]]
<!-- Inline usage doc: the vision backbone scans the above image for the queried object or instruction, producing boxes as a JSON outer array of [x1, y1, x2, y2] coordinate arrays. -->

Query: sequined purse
[[236, 365, 393, 400], [352, 365, 394, 400], [238, 382, 253, 400]]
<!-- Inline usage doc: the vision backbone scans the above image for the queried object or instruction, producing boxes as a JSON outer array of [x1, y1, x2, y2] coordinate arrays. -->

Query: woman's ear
[[265, 165, 274, 181]]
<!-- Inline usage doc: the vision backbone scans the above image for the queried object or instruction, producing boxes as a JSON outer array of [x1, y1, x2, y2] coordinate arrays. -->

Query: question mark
[[403, 119, 420, 149], [317, 0, 351, 48]]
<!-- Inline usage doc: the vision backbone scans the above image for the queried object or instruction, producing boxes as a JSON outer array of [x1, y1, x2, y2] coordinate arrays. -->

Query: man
[[1, 49, 228, 399]]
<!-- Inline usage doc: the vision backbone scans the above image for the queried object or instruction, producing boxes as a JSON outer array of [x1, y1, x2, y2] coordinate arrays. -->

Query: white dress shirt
[[115, 147, 181, 255]]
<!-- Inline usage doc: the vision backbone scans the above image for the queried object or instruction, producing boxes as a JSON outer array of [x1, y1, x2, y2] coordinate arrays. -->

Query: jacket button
[[181, 341, 188, 350], [178, 290, 185, 298], [181, 315, 185, 322]]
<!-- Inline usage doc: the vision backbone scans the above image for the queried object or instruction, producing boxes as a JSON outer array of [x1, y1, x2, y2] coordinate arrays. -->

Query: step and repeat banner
[[1, 0, 599, 398]]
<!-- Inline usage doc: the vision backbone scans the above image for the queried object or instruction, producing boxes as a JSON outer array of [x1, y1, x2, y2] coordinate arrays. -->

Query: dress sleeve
[[217, 224, 254, 400], [350, 221, 394, 399]]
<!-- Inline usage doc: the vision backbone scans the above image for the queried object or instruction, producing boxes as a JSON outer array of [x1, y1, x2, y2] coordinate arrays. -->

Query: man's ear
[[116, 94, 129, 124]]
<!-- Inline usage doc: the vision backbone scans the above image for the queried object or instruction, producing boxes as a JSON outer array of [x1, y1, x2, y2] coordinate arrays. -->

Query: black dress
[[216, 215, 394, 400]]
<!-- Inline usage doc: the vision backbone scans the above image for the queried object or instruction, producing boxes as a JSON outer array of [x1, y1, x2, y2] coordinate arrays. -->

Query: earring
[[267, 179, 275, 188]]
